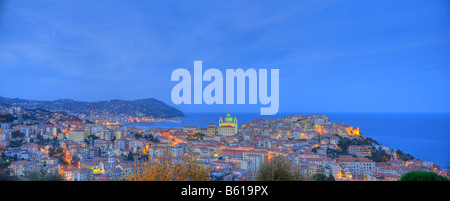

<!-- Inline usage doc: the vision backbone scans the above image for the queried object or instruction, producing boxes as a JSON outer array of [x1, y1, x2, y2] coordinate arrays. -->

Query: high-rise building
[[68, 128, 87, 142]]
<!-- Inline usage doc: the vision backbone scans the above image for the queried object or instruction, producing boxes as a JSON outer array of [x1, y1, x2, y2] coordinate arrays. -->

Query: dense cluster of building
[[0, 104, 448, 181]]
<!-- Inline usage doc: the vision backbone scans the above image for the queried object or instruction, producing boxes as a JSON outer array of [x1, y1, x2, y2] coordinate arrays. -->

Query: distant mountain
[[0, 97, 185, 118]]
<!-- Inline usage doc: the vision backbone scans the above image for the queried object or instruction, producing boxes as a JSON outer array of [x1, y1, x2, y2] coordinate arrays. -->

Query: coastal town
[[0, 104, 448, 181]]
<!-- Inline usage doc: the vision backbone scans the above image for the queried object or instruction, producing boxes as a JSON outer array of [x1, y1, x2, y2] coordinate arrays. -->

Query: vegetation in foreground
[[119, 156, 210, 181], [400, 171, 448, 181], [255, 155, 310, 181]]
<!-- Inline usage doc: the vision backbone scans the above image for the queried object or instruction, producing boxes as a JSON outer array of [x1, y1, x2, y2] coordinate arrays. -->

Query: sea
[[126, 112, 450, 170]]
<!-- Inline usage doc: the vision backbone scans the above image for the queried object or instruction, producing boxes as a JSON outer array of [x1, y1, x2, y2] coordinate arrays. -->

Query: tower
[[234, 117, 238, 134]]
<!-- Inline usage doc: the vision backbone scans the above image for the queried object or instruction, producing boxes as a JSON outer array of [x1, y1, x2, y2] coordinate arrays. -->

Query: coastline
[[124, 112, 450, 170]]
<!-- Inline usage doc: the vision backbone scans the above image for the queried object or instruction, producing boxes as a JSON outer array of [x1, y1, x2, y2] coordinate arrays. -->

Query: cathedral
[[218, 113, 238, 136]]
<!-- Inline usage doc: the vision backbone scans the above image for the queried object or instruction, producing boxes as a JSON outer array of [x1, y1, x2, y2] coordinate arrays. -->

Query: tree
[[312, 173, 335, 181], [134, 133, 142, 140], [0, 114, 16, 122], [312, 173, 328, 181], [193, 133, 205, 140], [370, 149, 391, 162], [22, 168, 64, 181], [126, 151, 134, 161], [400, 171, 448, 181], [147, 134, 154, 141], [328, 174, 336, 181], [311, 147, 318, 153], [11, 131, 25, 139], [88, 135, 99, 140], [49, 146, 63, 157], [0, 152, 13, 181], [140, 153, 149, 161], [0, 169, 19, 181], [255, 155, 307, 181], [396, 150, 414, 161], [8, 140, 23, 148], [337, 137, 352, 154], [71, 155, 80, 167], [120, 156, 210, 181], [337, 136, 378, 154], [86, 135, 99, 145]]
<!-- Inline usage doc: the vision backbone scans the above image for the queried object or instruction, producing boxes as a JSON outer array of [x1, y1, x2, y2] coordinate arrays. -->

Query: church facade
[[218, 113, 238, 136]]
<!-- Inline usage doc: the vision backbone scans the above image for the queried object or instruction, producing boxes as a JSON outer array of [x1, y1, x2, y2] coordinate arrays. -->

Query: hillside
[[0, 97, 184, 118]]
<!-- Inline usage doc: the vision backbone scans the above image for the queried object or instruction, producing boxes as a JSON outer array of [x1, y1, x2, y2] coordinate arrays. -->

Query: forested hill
[[0, 97, 184, 118]]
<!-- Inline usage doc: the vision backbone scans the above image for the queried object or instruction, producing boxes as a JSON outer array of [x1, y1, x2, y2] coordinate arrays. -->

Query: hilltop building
[[206, 123, 216, 137], [218, 113, 238, 136]]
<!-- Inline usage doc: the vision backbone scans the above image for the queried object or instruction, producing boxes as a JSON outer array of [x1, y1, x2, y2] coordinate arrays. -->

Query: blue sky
[[0, 0, 449, 113]]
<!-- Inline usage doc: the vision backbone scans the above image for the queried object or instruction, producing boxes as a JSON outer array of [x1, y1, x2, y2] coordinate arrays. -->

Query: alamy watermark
[[171, 61, 279, 115]]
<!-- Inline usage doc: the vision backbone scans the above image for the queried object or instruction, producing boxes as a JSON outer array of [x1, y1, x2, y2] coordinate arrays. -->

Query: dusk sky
[[0, 0, 449, 114]]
